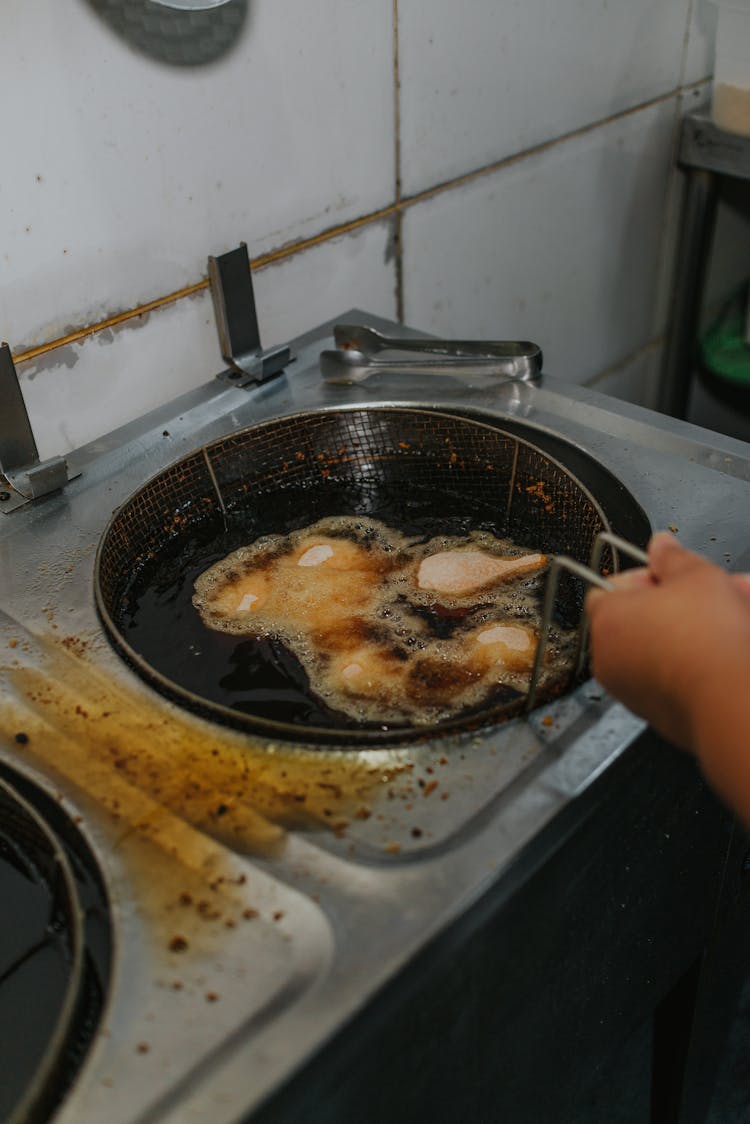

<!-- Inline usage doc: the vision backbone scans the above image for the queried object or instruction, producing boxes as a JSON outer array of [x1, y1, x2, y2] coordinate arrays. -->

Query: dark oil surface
[[117, 481, 541, 733]]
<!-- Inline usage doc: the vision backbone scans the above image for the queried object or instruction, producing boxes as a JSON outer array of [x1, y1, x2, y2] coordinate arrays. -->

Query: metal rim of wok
[[0, 775, 86, 1124], [94, 406, 643, 747]]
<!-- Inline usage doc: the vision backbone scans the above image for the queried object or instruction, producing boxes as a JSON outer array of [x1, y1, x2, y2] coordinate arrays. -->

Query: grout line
[[588, 281, 731, 393], [400, 85, 682, 210], [392, 0, 402, 205], [393, 210, 405, 325], [14, 84, 686, 369], [678, 0, 695, 90], [682, 75, 714, 92], [584, 337, 665, 412], [252, 203, 399, 268], [392, 0, 404, 323], [12, 209, 400, 365], [585, 337, 664, 387], [14, 280, 211, 364], [650, 92, 691, 352]]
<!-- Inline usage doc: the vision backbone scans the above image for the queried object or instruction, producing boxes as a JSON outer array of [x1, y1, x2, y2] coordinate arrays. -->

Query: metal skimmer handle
[[525, 532, 648, 713]]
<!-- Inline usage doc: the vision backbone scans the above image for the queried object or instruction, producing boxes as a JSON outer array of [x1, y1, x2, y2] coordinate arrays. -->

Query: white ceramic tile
[[17, 292, 220, 462], [1, 0, 394, 351], [253, 220, 398, 355], [587, 344, 663, 411], [683, 0, 718, 85], [398, 0, 690, 197], [401, 99, 676, 386], [18, 220, 397, 460]]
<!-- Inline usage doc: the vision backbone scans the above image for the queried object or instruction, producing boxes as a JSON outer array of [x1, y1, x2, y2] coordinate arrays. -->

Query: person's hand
[[585, 532, 750, 756]]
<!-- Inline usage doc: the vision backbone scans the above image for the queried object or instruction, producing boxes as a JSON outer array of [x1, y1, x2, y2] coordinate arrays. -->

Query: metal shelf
[[660, 112, 750, 417], [679, 111, 750, 179]]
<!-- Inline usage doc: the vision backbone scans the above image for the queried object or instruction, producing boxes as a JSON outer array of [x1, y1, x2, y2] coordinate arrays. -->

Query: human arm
[[585, 532, 750, 824]]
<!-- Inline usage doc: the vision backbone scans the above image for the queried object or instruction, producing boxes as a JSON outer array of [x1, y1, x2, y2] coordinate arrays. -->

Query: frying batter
[[193, 516, 552, 725]]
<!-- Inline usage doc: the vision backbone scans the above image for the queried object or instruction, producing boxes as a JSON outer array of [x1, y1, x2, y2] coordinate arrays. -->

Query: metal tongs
[[320, 324, 543, 385], [526, 532, 649, 712]]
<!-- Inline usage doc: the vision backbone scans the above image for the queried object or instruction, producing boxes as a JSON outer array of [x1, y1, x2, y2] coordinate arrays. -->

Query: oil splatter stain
[[1, 637, 401, 857]]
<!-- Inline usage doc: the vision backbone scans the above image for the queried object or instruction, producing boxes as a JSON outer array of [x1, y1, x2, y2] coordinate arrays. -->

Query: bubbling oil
[[193, 516, 575, 727]]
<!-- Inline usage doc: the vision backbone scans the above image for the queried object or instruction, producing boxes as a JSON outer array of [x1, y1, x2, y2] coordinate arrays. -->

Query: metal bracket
[[0, 343, 77, 513], [208, 243, 293, 388]]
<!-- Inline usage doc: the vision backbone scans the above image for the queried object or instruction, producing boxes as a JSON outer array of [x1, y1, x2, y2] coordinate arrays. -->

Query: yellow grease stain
[[0, 638, 405, 864], [0, 635, 418, 970]]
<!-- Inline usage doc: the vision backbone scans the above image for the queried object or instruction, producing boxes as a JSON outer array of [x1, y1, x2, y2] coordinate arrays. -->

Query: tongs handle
[[334, 323, 540, 361], [322, 324, 543, 385]]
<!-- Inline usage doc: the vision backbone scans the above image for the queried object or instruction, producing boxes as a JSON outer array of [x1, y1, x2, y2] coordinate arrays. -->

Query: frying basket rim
[[93, 405, 614, 747]]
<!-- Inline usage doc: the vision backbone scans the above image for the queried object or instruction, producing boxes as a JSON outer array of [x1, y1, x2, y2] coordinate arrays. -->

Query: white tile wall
[[1, 0, 395, 348], [398, 0, 690, 197], [252, 220, 398, 357], [683, 0, 718, 85], [1, 0, 741, 459], [588, 343, 663, 411], [18, 292, 219, 462], [19, 220, 397, 460], [401, 99, 676, 386]]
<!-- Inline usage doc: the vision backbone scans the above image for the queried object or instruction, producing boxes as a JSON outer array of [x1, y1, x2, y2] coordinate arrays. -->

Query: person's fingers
[[585, 566, 651, 616], [647, 532, 703, 582], [731, 573, 750, 597], [606, 567, 652, 592], [585, 586, 605, 614]]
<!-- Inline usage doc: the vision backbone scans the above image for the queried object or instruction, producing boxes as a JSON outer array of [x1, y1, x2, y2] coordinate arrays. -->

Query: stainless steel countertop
[[1, 310, 748, 1124]]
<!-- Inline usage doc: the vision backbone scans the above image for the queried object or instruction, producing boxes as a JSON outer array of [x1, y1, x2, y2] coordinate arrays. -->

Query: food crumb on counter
[[168, 936, 189, 953], [541, 715, 554, 727], [205, 992, 219, 1003], [196, 900, 221, 920], [385, 842, 401, 854], [136, 1042, 150, 1054], [668, 525, 679, 533], [8, 638, 18, 649]]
